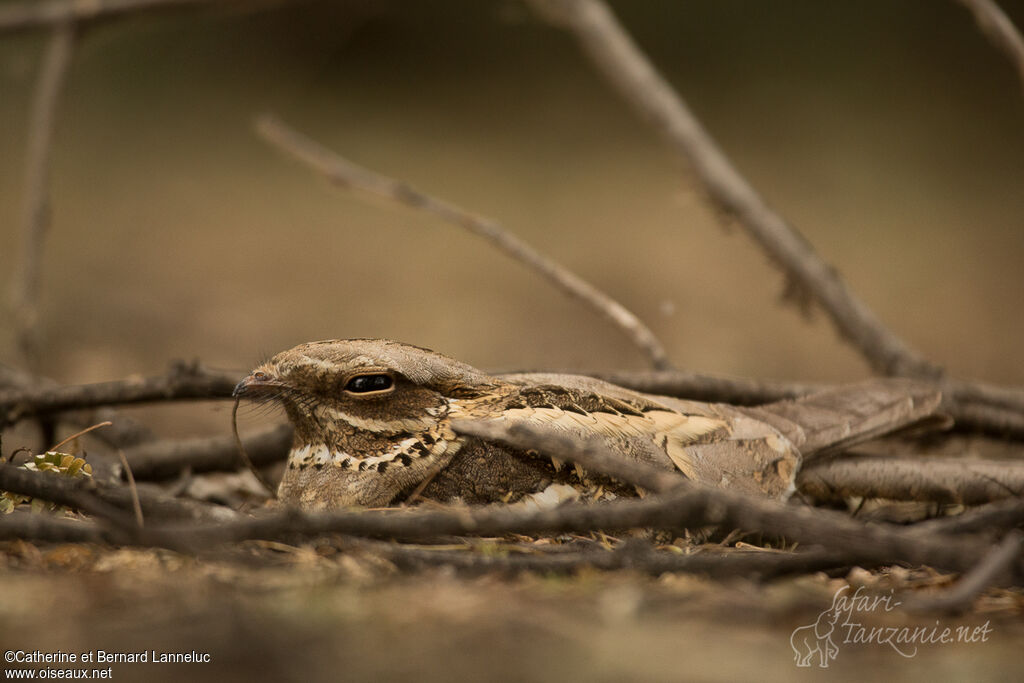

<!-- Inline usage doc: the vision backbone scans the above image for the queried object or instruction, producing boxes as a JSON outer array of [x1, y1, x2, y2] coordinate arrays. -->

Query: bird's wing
[[491, 374, 802, 499]]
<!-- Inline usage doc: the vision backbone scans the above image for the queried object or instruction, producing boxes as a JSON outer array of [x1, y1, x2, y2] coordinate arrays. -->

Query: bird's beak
[[233, 376, 254, 397], [233, 373, 275, 398]]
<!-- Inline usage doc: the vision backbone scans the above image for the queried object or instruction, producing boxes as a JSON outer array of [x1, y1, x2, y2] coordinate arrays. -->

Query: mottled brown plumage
[[234, 339, 943, 510]]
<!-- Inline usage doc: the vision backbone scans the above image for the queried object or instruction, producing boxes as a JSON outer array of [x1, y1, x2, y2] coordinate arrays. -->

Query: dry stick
[[525, 0, 939, 379], [132, 422, 992, 574], [0, 426, 1005, 576], [232, 398, 277, 496], [9, 21, 76, 367], [0, 362, 239, 425], [139, 482, 994, 574], [955, 0, 1024, 91], [123, 424, 291, 480], [910, 498, 1024, 536], [595, 370, 1024, 439], [797, 455, 1024, 505], [0, 461, 241, 524], [115, 449, 145, 528], [0, 364, 154, 448], [907, 530, 1024, 614], [3, 364, 1022, 439], [589, 370, 821, 405], [0, 462, 134, 527], [0, 514, 106, 544], [48, 420, 112, 453], [254, 113, 672, 371]]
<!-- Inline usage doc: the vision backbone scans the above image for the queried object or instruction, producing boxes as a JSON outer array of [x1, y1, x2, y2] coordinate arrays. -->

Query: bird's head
[[234, 339, 500, 508]]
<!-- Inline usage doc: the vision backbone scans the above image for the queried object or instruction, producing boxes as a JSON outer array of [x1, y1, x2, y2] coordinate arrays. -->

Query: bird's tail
[[746, 379, 946, 458]]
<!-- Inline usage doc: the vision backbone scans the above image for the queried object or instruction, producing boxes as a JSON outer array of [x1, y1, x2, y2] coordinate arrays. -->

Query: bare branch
[[587, 370, 1024, 439], [0, 461, 134, 525], [9, 21, 76, 367], [0, 514, 105, 544], [0, 462, 241, 523], [910, 498, 1024, 537], [955, 0, 1024, 92], [798, 455, 1024, 505], [254, 113, 673, 370], [0, 363, 154, 448], [587, 369, 821, 404], [123, 425, 291, 481], [525, 0, 941, 379], [137, 485, 994, 574], [0, 361, 238, 425], [4, 361, 1022, 439]]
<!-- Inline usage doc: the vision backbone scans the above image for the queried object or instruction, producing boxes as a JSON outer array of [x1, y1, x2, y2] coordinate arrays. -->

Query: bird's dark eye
[[344, 374, 393, 394]]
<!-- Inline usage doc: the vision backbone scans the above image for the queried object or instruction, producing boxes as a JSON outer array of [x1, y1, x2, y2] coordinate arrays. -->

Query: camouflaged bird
[[233, 339, 942, 511]]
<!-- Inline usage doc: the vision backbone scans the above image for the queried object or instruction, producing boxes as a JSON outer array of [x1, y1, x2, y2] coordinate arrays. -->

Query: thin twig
[[798, 455, 1024, 505], [955, 0, 1024, 92], [0, 361, 239, 426], [9, 21, 76, 366], [3, 363, 1022, 439], [907, 530, 1023, 614], [122, 424, 291, 480], [0, 364, 155, 448], [910, 498, 1024, 537], [0, 462, 134, 526], [254, 113, 672, 370], [116, 449, 145, 528], [589, 370, 1024, 439], [0, 461, 241, 524], [48, 420, 112, 453], [136, 484, 994, 574], [525, 0, 941, 379]]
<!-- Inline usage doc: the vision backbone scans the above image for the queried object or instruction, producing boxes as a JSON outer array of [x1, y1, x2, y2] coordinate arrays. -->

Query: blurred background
[[1, 0, 1023, 431]]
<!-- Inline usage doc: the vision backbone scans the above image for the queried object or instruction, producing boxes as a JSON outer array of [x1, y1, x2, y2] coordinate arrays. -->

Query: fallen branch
[[0, 364, 154, 448], [9, 21, 76, 366], [589, 370, 1024, 439], [3, 427, 1014, 580], [127, 419, 997, 574], [136, 485, 996, 575], [0, 361, 238, 426], [0, 462, 133, 525], [255, 113, 672, 370], [0, 462, 240, 523], [910, 498, 1024, 537], [525, 0, 940, 379], [955, 0, 1024, 92], [4, 363, 1022, 439], [0, 513, 105, 544], [798, 455, 1024, 505], [124, 424, 291, 480]]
